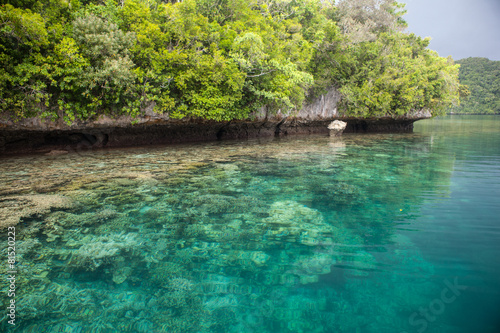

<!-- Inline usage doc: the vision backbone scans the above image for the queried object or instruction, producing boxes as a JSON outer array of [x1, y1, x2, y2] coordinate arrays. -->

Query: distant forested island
[[1, 0, 464, 124], [448, 57, 500, 114]]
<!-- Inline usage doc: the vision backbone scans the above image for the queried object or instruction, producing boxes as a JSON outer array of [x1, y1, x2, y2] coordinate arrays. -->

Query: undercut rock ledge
[[0, 88, 431, 155]]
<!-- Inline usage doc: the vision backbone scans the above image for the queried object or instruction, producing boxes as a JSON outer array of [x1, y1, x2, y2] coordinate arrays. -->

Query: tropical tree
[[0, 0, 463, 122]]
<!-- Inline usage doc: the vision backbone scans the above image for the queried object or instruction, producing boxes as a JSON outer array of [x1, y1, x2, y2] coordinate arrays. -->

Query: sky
[[400, 0, 500, 61]]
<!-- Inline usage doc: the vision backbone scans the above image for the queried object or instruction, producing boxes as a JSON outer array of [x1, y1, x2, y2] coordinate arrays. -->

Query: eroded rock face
[[0, 88, 431, 155]]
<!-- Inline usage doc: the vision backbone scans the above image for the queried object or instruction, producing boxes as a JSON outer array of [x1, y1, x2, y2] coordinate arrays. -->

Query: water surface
[[1, 115, 499, 332]]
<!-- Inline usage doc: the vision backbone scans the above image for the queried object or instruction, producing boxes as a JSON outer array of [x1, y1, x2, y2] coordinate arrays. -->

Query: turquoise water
[[1, 115, 499, 332]]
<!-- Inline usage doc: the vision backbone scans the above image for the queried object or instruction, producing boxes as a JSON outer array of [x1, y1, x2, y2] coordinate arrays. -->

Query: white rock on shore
[[327, 120, 347, 136]]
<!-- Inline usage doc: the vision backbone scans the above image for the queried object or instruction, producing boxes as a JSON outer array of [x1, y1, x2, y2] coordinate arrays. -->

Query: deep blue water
[[1, 115, 499, 332]]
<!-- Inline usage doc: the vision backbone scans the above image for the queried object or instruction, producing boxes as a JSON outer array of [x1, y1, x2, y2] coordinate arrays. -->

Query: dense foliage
[[448, 57, 500, 114], [0, 0, 461, 123]]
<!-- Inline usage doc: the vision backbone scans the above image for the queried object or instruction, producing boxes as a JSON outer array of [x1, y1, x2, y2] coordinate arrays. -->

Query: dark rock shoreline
[[0, 88, 431, 155]]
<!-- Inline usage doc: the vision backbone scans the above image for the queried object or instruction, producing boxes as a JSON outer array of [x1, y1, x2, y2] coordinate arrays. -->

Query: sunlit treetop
[[0, 0, 462, 122]]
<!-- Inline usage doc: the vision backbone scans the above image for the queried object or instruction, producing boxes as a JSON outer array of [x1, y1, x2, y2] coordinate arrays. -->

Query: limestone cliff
[[0, 88, 431, 155]]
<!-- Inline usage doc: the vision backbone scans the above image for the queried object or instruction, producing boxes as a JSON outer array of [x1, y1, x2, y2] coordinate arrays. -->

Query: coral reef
[[0, 194, 73, 228], [0, 133, 457, 332], [69, 233, 140, 271]]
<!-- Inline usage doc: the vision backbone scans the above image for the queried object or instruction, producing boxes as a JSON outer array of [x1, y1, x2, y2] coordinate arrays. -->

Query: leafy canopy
[[0, 0, 462, 123], [448, 57, 500, 114]]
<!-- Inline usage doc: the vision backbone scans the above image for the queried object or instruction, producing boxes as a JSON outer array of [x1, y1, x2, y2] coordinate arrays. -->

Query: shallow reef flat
[[0, 132, 470, 332]]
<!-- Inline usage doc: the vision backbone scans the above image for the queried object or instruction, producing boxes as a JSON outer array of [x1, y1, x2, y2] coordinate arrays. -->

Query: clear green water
[[1, 115, 499, 332]]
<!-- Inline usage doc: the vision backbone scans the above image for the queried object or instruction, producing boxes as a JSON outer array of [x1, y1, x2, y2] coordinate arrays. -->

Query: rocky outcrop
[[327, 120, 347, 136], [0, 88, 431, 155]]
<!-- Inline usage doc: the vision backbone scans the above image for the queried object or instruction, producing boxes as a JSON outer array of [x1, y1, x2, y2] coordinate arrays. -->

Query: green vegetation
[[0, 0, 461, 123], [449, 57, 500, 114]]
